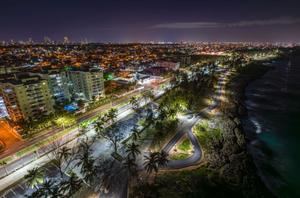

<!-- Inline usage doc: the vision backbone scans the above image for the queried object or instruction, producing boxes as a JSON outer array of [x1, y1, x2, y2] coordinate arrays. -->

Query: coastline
[[130, 62, 277, 197], [174, 62, 277, 197], [219, 62, 276, 197]]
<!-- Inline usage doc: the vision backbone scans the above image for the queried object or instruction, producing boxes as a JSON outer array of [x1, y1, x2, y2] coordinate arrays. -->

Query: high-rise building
[[38, 70, 71, 103], [68, 68, 104, 101], [0, 74, 55, 122], [180, 55, 191, 66]]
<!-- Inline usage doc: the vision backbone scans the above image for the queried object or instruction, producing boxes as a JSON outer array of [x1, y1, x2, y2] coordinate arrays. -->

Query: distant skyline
[[1, 0, 300, 43]]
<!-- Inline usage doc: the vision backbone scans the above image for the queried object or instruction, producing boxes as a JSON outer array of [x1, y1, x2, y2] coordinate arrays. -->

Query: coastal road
[[0, 87, 145, 160], [0, 85, 168, 196], [162, 68, 230, 169], [0, 85, 162, 183]]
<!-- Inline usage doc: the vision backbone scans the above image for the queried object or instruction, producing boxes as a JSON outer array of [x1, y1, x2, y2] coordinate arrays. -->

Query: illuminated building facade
[[68, 68, 104, 101], [0, 74, 55, 122], [0, 96, 8, 118], [39, 70, 71, 103]]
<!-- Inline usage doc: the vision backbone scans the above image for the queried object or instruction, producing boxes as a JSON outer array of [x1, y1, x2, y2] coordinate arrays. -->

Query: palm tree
[[157, 151, 169, 168], [131, 125, 141, 142], [24, 168, 44, 190], [158, 108, 168, 121], [78, 124, 88, 136], [58, 146, 71, 162], [77, 138, 93, 155], [50, 185, 63, 198], [75, 139, 96, 186], [60, 172, 82, 197], [166, 107, 177, 119], [144, 107, 155, 126], [142, 91, 154, 102], [143, 152, 159, 174], [126, 142, 141, 159], [94, 120, 105, 138], [83, 165, 97, 186], [130, 96, 139, 110], [40, 179, 55, 197], [58, 146, 72, 177], [107, 108, 118, 123]]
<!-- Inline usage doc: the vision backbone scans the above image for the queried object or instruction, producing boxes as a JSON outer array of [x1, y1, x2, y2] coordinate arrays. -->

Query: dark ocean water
[[243, 56, 300, 197]]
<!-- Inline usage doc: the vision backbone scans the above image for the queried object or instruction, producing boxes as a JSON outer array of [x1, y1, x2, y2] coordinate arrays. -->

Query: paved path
[[162, 68, 230, 169]]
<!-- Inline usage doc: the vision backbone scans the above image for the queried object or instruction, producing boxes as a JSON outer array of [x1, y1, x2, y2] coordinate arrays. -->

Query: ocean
[[243, 53, 300, 197]]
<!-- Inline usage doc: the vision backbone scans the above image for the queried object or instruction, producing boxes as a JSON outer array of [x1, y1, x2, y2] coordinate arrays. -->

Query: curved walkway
[[162, 68, 230, 169]]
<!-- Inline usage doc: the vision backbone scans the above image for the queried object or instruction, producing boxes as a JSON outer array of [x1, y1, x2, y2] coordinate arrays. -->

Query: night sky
[[1, 0, 300, 43]]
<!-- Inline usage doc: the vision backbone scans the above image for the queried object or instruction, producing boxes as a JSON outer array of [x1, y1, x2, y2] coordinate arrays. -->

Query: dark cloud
[[1, 0, 300, 42], [152, 17, 300, 29]]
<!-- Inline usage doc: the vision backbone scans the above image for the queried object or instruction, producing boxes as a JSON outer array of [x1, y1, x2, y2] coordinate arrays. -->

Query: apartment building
[[68, 68, 104, 101], [38, 70, 71, 103], [0, 74, 55, 122]]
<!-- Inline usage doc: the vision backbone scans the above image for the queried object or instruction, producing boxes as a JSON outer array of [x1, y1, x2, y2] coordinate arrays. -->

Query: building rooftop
[[0, 73, 45, 85]]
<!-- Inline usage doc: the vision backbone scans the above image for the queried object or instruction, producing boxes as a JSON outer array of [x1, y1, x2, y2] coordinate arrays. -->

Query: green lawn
[[169, 152, 190, 160], [193, 121, 222, 149], [168, 137, 192, 160], [177, 138, 192, 151]]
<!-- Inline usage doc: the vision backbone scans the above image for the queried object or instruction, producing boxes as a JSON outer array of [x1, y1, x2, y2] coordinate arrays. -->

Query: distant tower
[[10, 39, 15, 45], [63, 36, 70, 44], [44, 36, 51, 44], [28, 38, 34, 45]]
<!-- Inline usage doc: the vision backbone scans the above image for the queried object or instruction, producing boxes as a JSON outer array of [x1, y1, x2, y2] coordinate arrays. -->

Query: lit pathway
[[162, 68, 230, 169]]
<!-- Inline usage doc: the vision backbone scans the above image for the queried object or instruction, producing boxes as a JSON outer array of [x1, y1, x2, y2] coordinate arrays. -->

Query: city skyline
[[0, 1, 299, 197], [1, 0, 300, 43]]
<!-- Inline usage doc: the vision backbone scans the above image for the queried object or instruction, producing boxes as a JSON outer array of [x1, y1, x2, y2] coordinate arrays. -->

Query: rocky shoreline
[[206, 63, 275, 197], [131, 63, 277, 198]]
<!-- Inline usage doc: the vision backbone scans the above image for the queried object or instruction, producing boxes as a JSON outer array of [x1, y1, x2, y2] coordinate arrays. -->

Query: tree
[[58, 146, 74, 176], [75, 141, 96, 186], [131, 125, 141, 142], [157, 151, 169, 168], [24, 168, 44, 190], [126, 142, 141, 159], [54, 114, 76, 129], [95, 119, 105, 138], [143, 152, 159, 174], [40, 179, 55, 197], [130, 96, 140, 111], [107, 108, 118, 123], [78, 124, 88, 136], [50, 185, 63, 198], [60, 172, 82, 197], [123, 156, 138, 174], [143, 151, 169, 175], [144, 107, 155, 125], [142, 91, 154, 103], [96, 123, 123, 154], [47, 142, 74, 179]]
